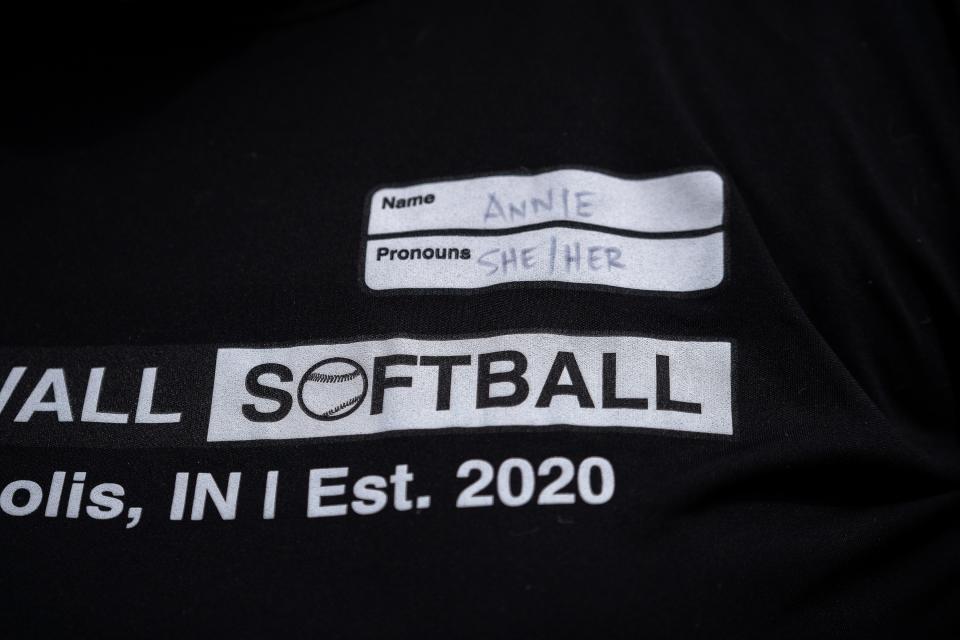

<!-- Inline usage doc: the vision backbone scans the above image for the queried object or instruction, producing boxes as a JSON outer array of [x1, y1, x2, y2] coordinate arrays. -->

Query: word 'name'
[[382, 193, 435, 209]]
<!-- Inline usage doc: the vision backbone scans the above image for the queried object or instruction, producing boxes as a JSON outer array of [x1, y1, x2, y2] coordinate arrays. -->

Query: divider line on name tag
[[366, 219, 725, 241]]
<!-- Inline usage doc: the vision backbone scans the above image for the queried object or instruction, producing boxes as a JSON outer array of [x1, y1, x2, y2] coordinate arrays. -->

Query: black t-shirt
[[1, 1, 958, 637]]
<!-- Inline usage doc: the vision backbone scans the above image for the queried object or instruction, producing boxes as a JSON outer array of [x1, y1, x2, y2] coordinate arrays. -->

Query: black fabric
[[1, 1, 958, 637]]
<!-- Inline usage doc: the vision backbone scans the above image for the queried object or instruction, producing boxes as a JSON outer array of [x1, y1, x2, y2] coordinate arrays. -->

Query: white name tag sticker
[[206, 333, 733, 442], [361, 168, 726, 294]]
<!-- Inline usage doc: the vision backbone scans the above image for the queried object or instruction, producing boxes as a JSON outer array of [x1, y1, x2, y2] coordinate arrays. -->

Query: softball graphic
[[297, 358, 368, 421]]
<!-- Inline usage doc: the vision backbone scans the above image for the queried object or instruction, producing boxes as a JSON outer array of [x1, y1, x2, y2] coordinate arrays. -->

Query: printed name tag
[[361, 168, 726, 293], [207, 333, 733, 442]]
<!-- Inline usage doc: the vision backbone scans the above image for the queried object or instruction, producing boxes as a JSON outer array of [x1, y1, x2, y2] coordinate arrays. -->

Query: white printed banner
[[207, 333, 733, 442]]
